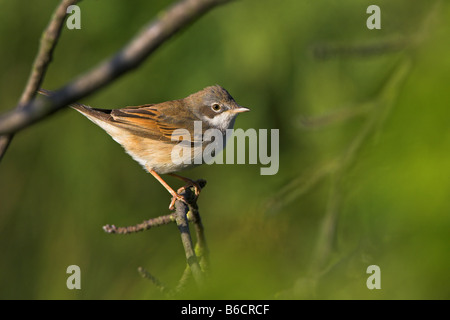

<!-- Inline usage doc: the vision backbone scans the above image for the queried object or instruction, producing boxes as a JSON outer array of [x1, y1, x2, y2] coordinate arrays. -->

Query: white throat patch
[[202, 112, 236, 132]]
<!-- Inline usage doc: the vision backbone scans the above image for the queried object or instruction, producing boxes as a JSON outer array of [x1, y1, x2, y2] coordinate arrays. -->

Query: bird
[[38, 86, 249, 209]]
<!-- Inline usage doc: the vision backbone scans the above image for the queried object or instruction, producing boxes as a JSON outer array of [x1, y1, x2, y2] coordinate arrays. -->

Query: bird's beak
[[230, 106, 250, 114]]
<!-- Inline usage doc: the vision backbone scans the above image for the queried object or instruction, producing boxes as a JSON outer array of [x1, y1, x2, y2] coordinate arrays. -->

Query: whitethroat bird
[[39, 86, 249, 209]]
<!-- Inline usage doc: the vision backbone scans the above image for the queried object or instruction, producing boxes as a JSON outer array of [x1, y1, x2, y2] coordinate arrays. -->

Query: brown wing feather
[[108, 101, 200, 142], [71, 99, 204, 142]]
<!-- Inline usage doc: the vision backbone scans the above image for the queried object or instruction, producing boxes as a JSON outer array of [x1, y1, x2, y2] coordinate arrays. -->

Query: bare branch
[[103, 213, 178, 234], [137, 267, 171, 294], [174, 186, 205, 287], [104, 180, 208, 290], [0, 0, 79, 160], [20, 0, 80, 105], [138, 264, 191, 296], [0, 0, 231, 137], [186, 180, 209, 272]]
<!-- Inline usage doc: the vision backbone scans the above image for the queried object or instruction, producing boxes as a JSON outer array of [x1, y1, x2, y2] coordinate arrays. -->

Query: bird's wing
[[107, 102, 202, 142]]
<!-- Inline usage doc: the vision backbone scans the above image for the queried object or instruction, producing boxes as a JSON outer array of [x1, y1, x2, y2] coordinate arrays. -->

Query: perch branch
[[173, 184, 205, 287], [186, 184, 210, 272], [104, 180, 208, 291]]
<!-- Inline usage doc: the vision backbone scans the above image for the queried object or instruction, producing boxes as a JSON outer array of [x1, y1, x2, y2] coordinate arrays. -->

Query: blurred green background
[[0, 0, 449, 299]]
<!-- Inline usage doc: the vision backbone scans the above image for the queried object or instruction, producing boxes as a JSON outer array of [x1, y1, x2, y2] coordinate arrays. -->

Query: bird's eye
[[211, 103, 222, 112]]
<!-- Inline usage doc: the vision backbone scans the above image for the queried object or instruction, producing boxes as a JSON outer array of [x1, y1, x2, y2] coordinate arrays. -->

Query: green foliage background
[[0, 0, 449, 299]]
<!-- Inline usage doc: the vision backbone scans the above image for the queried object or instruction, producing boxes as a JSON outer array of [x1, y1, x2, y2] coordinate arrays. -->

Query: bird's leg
[[168, 173, 203, 197], [148, 168, 187, 210]]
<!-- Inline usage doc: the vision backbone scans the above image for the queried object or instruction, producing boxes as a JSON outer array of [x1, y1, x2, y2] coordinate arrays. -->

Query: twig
[[137, 266, 171, 294], [0, 0, 79, 160], [138, 264, 192, 296], [20, 0, 80, 105], [0, 0, 231, 138], [103, 213, 179, 234], [104, 180, 208, 291]]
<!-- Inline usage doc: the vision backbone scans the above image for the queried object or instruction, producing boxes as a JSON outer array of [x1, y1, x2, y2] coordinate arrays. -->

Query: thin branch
[[138, 264, 191, 296], [0, 0, 231, 137], [103, 213, 178, 234], [174, 265, 193, 293], [20, 0, 80, 105], [0, 0, 79, 160], [174, 186, 205, 287], [137, 266, 171, 294], [104, 180, 208, 291], [187, 181, 209, 272]]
